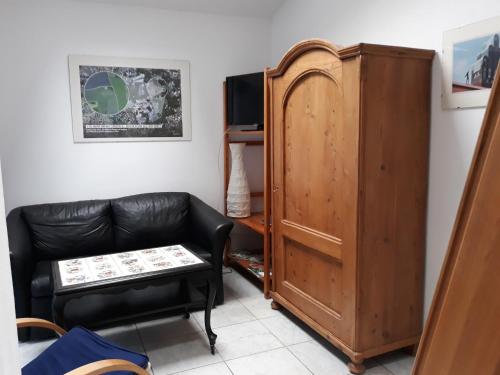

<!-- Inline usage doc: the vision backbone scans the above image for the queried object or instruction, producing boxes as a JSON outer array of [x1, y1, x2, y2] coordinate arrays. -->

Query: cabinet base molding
[[270, 292, 420, 373], [347, 361, 366, 374], [270, 300, 281, 310]]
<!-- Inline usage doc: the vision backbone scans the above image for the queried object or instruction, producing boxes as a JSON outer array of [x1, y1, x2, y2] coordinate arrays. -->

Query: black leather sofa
[[7, 192, 233, 341]]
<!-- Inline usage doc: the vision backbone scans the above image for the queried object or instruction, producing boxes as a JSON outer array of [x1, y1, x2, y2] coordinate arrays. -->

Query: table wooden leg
[[204, 280, 217, 355]]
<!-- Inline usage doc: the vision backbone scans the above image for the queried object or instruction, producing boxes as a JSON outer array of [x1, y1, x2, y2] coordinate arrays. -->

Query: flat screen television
[[226, 72, 264, 128]]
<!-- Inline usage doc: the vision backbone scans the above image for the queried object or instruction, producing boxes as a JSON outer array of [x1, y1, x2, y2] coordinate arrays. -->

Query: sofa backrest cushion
[[22, 200, 114, 260], [111, 192, 190, 251]]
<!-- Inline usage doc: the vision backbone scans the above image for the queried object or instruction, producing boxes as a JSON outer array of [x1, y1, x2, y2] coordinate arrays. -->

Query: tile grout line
[[137, 315, 398, 375], [134, 323, 150, 375], [258, 313, 316, 348], [139, 272, 403, 375], [134, 290, 267, 373], [214, 316, 314, 371], [194, 299, 288, 364], [218, 341, 285, 364], [192, 294, 259, 331], [224, 346, 298, 367], [237, 296, 264, 320], [228, 276, 400, 375], [193, 315, 257, 332], [164, 359, 226, 375], [222, 274, 320, 371], [234, 294, 348, 374], [284, 346, 315, 375], [374, 351, 410, 375], [224, 361, 236, 375], [374, 357, 398, 375], [258, 315, 300, 348], [134, 323, 155, 375]]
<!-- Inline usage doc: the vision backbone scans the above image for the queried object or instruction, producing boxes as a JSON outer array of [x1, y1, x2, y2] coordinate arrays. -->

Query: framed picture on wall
[[442, 16, 500, 109], [69, 55, 191, 142]]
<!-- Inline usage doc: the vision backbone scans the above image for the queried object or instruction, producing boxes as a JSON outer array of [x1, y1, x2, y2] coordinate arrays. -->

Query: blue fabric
[[22, 327, 149, 375]]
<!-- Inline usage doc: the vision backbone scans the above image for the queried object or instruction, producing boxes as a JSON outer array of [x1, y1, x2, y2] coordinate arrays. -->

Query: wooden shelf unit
[[223, 80, 271, 297], [229, 140, 264, 146], [228, 130, 264, 136], [227, 255, 264, 281], [234, 212, 266, 235]]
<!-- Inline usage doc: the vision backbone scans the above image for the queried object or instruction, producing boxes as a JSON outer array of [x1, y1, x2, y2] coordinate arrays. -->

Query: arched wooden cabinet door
[[413, 71, 500, 375], [267, 40, 359, 349], [266, 39, 435, 374]]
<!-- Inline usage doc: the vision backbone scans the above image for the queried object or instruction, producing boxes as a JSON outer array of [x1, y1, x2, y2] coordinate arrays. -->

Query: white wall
[[271, 0, 500, 316], [0, 0, 270, 213], [0, 159, 21, 374], [2, 0, 497, 327]]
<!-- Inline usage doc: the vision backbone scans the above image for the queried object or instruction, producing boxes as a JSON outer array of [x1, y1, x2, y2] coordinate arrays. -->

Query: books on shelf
[[230, 248, 271, 279]]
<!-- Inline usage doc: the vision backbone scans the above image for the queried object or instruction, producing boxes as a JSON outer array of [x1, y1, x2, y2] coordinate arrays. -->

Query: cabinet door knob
[[273, 185, 279, 192]]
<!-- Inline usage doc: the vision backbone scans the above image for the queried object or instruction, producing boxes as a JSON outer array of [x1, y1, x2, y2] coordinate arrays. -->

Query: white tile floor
[[18, 268, 415, 375]]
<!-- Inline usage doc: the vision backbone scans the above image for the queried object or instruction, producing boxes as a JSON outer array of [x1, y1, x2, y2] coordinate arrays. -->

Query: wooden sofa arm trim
[[64, 359, 150, 375], [16, 318, 67, 336]]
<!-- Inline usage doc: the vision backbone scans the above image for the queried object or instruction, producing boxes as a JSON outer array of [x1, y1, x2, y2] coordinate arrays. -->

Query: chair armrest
[[17, 321, 149, 375], [188, 195, 233, 265], [16, 318, 67, 336], [64, 359, 150, 375], [7, 208, 35, 327]]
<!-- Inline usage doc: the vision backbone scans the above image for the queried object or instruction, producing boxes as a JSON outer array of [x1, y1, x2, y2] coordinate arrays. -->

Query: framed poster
[[442, 16, 500, 109], [69, 55, 191, 142]]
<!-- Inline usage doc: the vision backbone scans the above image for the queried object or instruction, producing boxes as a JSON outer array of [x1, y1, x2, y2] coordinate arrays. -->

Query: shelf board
[[233, 212, 266, 235], [228, 140, 264, 146], [228, 130, 264, 136], [228, 255, 264, 282]]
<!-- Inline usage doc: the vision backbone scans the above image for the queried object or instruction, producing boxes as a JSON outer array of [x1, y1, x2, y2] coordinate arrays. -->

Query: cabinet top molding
[[267, 39, 435, 77]]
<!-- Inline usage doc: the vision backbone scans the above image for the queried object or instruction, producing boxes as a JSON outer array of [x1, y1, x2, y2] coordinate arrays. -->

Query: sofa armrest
[[7, 207, 35, 337], [188, 195, 233, 265]]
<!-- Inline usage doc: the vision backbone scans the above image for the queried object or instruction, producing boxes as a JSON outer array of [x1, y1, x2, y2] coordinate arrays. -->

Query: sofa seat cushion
[[111, 193, 190, 251], [22, 200, 114, 260], [31, 261, 53, 298], [182, 242, 212, 263]]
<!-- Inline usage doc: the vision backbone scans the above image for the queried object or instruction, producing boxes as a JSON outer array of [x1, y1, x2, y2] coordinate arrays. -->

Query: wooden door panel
[[281, 220, 342, 261], [283, 71, 343, 238], [283, 239, 343, 314], [272, 51, 352, 341]]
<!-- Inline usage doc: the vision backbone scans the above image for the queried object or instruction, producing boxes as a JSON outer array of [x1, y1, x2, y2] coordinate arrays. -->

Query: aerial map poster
[[69, 55, 191, 142], [442, 16, 500, 109]]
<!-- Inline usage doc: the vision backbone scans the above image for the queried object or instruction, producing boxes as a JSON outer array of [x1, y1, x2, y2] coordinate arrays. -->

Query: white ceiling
[[75, 0, 287, 18]]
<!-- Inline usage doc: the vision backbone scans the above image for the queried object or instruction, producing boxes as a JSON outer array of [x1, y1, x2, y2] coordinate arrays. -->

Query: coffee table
[[52, 245, 218, 354]]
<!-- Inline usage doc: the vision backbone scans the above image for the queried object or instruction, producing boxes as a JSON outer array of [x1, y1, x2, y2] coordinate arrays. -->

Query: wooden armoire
[[265, 40, 434, 373]]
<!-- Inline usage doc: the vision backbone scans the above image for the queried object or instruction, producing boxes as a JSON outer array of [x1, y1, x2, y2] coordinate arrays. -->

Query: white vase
[[227, 143, 251, 218]]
